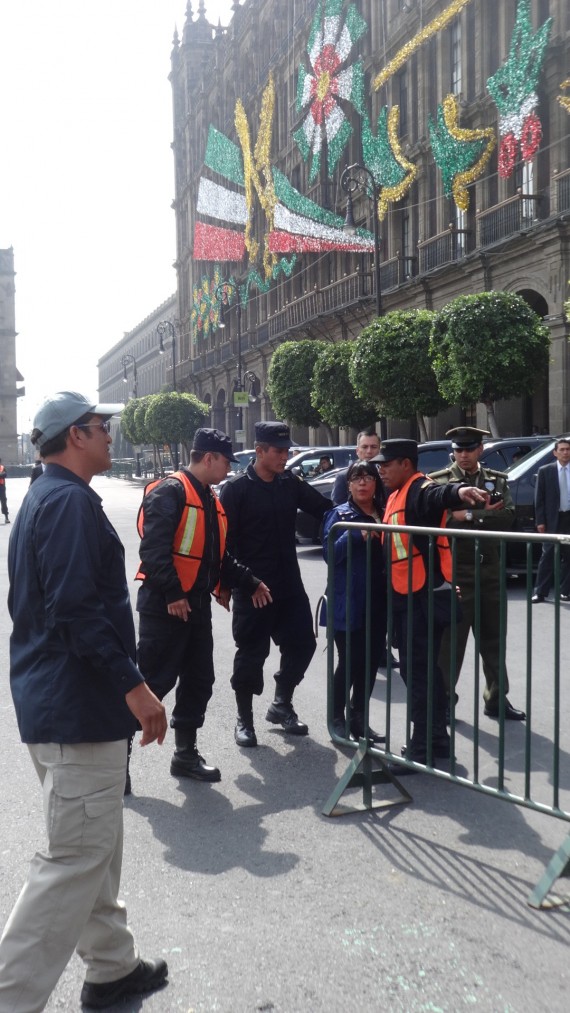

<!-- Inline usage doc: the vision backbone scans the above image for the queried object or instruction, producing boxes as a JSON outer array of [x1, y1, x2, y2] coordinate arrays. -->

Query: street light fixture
[[157, 320, 179, 470], [215, 280, 244, 449], [120, 353, 138, 399], [341, 162, 382, 318]]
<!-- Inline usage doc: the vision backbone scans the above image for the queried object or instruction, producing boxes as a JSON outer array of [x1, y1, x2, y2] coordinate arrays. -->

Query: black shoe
[[4, 517, 9, 524], [80, 957, 168, 1009], [170, 750, 221, 781], [531, 593, 545, 603], [349, 715, 386, 744], [401, 744, 427, 763], [235, 717, 257, 747], [484, 698, 526, 721], [560, 594, 570, 602], [378, 653, 399, 670], [332, 716, 350, 739], [266, 700, 308, 735]]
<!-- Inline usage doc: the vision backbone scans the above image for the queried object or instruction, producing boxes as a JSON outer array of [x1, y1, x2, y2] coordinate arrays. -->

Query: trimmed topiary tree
[[310, 341, 378, 432], [430, 291, 551, 437]]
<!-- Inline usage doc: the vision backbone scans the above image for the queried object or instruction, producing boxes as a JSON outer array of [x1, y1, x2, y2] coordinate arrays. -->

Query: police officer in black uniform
[[220, 421, 330, 747], [429, 427, 525, 721]]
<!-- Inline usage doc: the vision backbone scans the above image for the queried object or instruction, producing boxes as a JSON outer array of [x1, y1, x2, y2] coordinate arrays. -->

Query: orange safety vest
[[383, 473, 452, 594], [135, 470, 227, 595]]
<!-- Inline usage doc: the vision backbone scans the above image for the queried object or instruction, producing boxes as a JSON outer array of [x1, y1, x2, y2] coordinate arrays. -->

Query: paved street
[[1, 475, 570, 1012]]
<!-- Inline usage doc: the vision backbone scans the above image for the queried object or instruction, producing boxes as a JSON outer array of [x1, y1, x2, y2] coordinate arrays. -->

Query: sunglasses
[[75, 421, 111, 434]]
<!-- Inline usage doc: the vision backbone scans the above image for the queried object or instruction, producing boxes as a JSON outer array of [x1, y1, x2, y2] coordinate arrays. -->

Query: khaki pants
[[0, 741, 138, 1013]]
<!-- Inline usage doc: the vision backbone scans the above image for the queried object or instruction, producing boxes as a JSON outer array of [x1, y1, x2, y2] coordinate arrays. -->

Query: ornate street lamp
[[341, 162, 382, 318], [120, 353, 138, 399], [215, 280, 245, 449], [157, 320, 179, 470]]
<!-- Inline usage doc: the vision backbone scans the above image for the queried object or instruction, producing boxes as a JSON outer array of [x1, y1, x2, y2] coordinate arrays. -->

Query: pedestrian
[[331, 428, 381, 506], [29, 457, 45, 484], [0, 458, 9, 522], [322, 460, 387, 743], [376, 439, 487, 763], [135, 427, 272, 785], [532, 436, 570, 603], [430, 427, 525, 721], [220, 421, 330, 747], [0, 391, 169, 1011]]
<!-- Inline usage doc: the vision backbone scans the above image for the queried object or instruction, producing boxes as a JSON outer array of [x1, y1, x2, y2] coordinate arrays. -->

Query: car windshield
[[506, 439, 555, 478]]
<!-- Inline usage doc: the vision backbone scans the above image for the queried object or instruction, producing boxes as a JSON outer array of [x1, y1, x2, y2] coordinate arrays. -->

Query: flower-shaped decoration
[[293, 0, 367, 183]]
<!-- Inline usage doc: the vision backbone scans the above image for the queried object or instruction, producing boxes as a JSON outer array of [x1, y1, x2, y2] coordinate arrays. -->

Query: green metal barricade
[[323, 518, 570, 910]]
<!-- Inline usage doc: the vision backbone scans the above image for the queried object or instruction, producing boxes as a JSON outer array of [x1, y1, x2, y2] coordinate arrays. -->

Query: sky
[[0, 0, 235, 430]]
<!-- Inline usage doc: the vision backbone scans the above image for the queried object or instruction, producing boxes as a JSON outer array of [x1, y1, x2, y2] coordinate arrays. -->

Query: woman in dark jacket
[[322, 460, 387, 742]]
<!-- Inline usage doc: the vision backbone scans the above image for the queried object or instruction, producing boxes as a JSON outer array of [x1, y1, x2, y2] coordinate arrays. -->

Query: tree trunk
[[484, 401, 500, 437], [416, 412, 429, 443]]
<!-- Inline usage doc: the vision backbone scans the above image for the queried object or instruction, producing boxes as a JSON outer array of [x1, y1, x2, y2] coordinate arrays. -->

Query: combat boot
[[170, 728, 221, 781], [234, 689, 257, 747], [266, 686, 308, 736]]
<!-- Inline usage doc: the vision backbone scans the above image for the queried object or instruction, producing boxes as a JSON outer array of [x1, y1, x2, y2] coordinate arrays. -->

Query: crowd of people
[[0, 397, 552, 1009]]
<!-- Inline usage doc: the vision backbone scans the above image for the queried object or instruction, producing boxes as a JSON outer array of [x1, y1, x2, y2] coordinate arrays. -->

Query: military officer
[[429, 427, 525, 721]]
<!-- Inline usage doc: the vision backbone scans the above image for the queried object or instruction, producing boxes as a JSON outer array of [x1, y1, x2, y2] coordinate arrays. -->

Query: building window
[[450, 20, 462, 96]]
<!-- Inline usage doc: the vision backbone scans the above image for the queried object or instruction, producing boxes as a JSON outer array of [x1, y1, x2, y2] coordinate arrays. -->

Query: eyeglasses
[[349, 474, 376, 484], [75, 421, 111, 434]]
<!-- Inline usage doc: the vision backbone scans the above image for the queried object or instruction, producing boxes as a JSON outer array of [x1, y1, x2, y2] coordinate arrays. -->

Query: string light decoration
[[361, 105, 417, 220], [293, 0, 367, 182], [374, 0, 473, 91], [558, 79, 570, 115], [429, 95, 495, 211], [486, 0, 552, 179]]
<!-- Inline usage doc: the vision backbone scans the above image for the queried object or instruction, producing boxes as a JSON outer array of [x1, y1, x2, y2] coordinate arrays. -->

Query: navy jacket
[[8, 463, 142, 743], [322, 500, 385, 631], [535, 461, 565, 532]]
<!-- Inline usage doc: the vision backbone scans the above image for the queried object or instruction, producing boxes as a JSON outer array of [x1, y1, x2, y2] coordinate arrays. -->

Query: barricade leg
[[322, 740, 413, 817], [527, 831, 570, 909]]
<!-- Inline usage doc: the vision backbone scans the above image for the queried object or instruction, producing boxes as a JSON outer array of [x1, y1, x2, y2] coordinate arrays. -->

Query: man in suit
[[331, 429, 380, 506], [532, 437, 570, 603]]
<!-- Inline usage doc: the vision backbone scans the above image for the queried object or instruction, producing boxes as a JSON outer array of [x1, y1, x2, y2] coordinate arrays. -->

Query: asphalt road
[[0, 475, 569, 1012]]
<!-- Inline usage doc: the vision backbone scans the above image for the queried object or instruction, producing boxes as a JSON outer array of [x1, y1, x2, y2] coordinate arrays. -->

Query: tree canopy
[[430, 291, 551, 436], [144, 392, 209, 456], [310, 341, 378, 430], [349, 309, 447, 440], [267, 339, 328, 429]]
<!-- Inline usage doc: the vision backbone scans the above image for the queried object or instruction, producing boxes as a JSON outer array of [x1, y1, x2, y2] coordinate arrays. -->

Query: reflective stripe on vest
[[135, 470, 226, 593], [383, 473, 452, 593]]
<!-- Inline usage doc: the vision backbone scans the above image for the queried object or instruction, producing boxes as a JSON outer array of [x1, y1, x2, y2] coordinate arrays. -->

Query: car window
[[480, 448, 508, 470], [419, 448, 453, 473], [506, 441, 556, 478]]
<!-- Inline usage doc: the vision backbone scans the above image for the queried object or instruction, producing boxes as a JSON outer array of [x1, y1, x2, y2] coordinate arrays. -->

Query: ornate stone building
[[0, 248, 21, 462], [168, 0, 569, 445]]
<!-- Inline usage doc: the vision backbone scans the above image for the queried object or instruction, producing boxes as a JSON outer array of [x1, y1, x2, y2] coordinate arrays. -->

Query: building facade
[[97, 294, 177, 458], [0, 248, 21, 462], [168, 0, 570, 445]]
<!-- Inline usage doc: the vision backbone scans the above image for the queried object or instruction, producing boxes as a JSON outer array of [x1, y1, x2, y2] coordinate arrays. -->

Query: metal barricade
[[322, 518, 570, 909]]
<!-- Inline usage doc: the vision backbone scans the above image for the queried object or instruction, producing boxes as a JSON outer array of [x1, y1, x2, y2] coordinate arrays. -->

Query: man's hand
[[216, 588, 232, 611], [125, 683, 167, 746], [458, 486, 487, 506], [251, 582, 272, 608], [167, 597, 191, 621]]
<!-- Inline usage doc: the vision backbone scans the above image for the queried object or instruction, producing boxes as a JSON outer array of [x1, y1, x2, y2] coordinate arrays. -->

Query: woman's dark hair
[[347, 460, 378, 484]]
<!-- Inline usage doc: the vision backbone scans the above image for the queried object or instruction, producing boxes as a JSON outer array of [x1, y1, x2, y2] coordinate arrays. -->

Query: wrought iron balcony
[[476, 191, 542, 248], [418, 226, 470, 273]]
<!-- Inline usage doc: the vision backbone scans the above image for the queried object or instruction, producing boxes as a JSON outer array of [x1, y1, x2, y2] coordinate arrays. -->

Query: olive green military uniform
[[429, 460, 514, 705]]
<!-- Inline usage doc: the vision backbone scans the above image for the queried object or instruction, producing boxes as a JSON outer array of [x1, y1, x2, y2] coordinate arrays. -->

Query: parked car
[[295, 435, 553, 547], [286, 446, 357, 478]]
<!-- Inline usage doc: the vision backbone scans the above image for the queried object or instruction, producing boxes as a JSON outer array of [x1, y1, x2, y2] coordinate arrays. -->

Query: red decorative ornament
[[520, 111, 542, 162], [498, 133, 517, 179]]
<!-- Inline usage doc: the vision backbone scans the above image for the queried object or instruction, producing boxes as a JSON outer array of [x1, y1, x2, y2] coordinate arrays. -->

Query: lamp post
[[341, 163, 386, 439], [341, 162, 382, 318], [157, 320, 179, 470], [120, 353, 138, 399], [215, 280, 244, 449]]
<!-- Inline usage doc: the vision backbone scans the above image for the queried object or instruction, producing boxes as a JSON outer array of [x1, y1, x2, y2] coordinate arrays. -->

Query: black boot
[[235, 690, 257, 747], [266, 685, 308, 736], [349, 710, 385, 744], [170, 728, 221, 782], [124, 735, 134, 796]]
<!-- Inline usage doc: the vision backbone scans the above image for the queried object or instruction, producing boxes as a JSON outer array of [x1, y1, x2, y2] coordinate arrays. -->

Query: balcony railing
[[418, 226, 470, 273], [476, 191, 542, 248], [554, 169, 570, 215]]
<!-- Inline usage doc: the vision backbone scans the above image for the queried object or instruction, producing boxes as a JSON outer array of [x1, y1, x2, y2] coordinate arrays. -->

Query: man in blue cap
[[220, 421, 330, 746], [135, 427, 272, 786], [0, 391, 169, 1010]]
